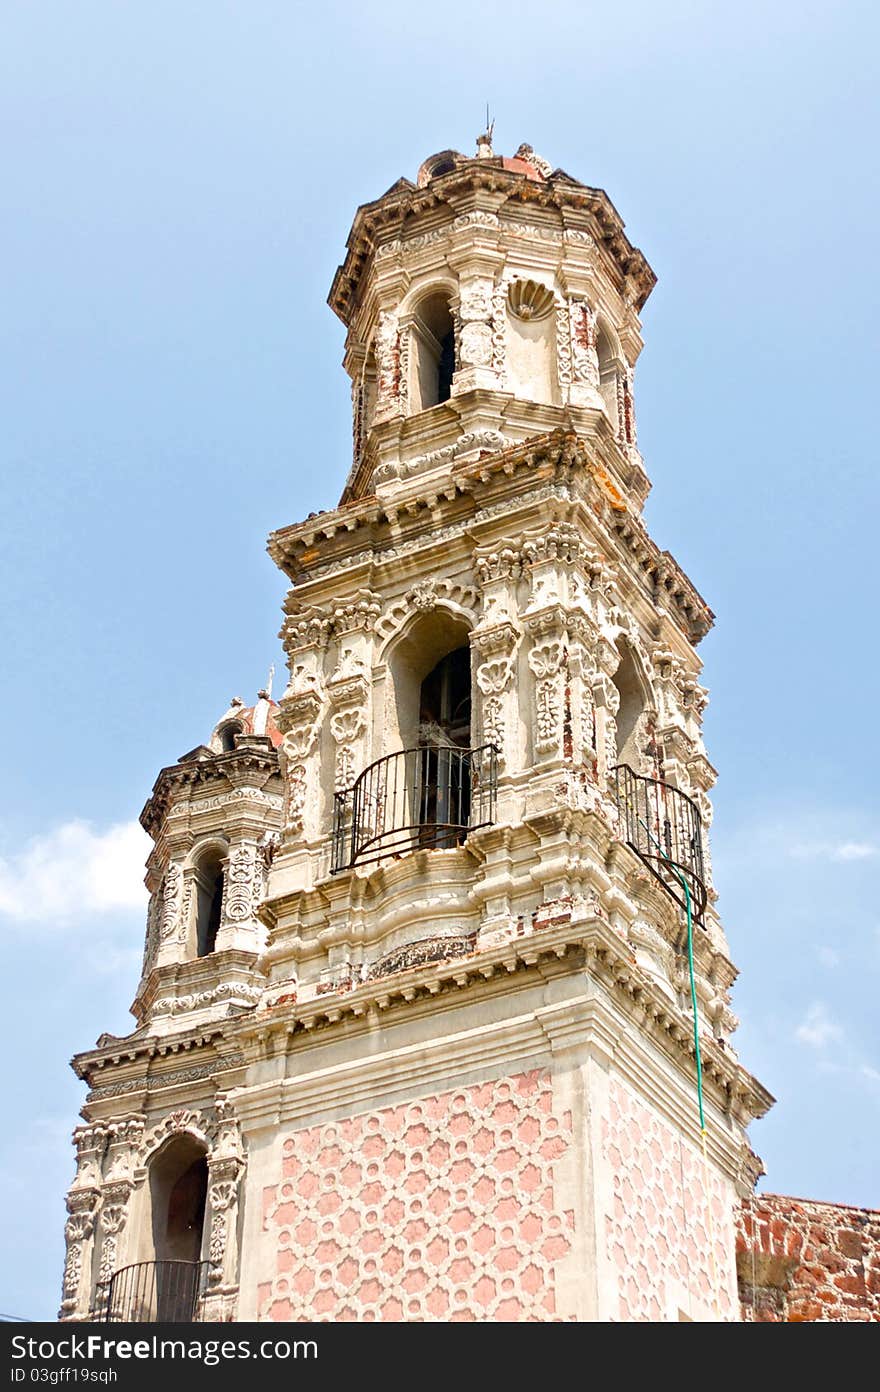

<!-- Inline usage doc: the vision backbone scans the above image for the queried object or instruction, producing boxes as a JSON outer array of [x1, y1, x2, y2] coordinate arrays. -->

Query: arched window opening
[[613, 642, 649, 770], [389, 610, 472, 754], [148, 1135, 208, 1320], [417, 646, 472, 846], [411, 292, 455, 411], [332, 613, 499, 872], [419, 647, 471, 748], [218, 722, 241, 752], [194, 849, 224, 957]]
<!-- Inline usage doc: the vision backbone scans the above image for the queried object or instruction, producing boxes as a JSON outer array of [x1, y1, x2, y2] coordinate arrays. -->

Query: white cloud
[[788, 839, 877, 862], [795, 1001, 843, 1049], [833, 842, 877, 862], [0, 820, 150, 927], [817, 946, 840, 968]]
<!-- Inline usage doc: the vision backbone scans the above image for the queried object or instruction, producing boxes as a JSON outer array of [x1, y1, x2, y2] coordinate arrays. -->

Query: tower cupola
[[330, 136, 655, 508]]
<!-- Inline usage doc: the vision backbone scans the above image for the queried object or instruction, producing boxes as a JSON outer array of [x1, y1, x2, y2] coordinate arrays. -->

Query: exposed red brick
[[737, 1194, 880, 1322]]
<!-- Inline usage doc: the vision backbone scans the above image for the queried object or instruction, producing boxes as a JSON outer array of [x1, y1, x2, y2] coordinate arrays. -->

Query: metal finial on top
[[476, 106, 495, 159]]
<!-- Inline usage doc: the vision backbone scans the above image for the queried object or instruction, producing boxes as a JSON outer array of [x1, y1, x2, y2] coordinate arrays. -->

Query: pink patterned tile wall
[[260, 1069, 573, 1321], [603, 1078, 736, 1320]]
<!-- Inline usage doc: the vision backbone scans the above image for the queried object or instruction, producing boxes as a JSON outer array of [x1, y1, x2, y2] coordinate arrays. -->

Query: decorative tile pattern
[[261, 1069, 573, 1321], [604, 1078, 736, 1320]]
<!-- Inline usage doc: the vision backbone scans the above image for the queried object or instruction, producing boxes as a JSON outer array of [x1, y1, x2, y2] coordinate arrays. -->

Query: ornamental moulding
[[87, 1054, 246, 1101], [375, 579, 480, 649], [167, 787, 284, 818], [232, 916, 769, 1134]]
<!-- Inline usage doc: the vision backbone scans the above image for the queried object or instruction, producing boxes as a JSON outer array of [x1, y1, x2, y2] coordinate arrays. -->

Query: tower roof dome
[[209, 693, 283, 753]]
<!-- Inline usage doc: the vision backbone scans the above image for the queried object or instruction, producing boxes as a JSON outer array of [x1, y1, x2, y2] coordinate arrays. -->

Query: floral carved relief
[[224, 843, 258, 922], [160, 862, 182, 940], [528, 640, 565, 756]]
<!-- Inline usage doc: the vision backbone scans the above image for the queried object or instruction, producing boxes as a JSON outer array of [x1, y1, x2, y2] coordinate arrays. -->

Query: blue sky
[[1, 1, 877, 1320]]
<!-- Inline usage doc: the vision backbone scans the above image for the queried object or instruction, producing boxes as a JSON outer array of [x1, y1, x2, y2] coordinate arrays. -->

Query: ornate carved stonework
[[373, 310, 403, 419], [65, 142, 775, 1329], [556, 298, 572, 393], [160, 862, 182, 940], [329, 707, 366, 792], [367, 934, 476, 981], [476, 656, 515, 762], [61, 1192, 98, 1313], [508, 278, 555, 322], [97, 1183, 131, 1285], [224, 842, 257, 922], [458, 320, 493, 367], [569, 300, 599, 386], [528, 639, 566, 756]]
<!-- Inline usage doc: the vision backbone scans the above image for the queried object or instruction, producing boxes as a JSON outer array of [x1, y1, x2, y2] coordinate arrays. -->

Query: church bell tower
[[64, 135, 771, 1323]]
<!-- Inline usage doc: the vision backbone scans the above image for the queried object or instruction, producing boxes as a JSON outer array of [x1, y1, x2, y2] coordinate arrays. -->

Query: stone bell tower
[[64, 135, 771, 1324]]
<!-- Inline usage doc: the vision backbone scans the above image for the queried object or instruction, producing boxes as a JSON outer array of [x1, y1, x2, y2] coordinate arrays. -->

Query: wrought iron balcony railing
[[332, 743, 498, 873], [99, 1260, 210, 1323], [611, 763, 707, 924]]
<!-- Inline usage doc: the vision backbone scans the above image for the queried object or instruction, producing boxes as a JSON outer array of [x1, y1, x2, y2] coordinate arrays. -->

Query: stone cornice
[[611, 513, 714, 640], [269, 430, 713, 644], [328, 160, 655, 327], [141, 746, 280, 838], [229, 927, 767, 1187], [231, 915, 771, 1128], [72, 1022, 231, 1086]]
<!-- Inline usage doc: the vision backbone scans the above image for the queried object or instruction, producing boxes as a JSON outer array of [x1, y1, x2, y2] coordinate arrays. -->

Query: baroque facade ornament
[[160, 862, 182, 940], [224, 842, 258, 922], [528, 639, 566, 755]]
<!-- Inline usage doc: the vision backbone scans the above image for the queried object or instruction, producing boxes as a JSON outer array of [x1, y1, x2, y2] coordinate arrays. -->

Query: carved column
[[60, 1122, 108, 1318], [215, 839, 259, 950], [97, 1182, 132, 1289], [454, 275, 496, 394], [567, 617, 600, 775], [201, 1097, 245, 1320], [527, 631, 566, 762], [473, 546, 523, 778], [151, 856, 188, 969], [206, 1159, 245, 1287], [372, 310, 405, 423], [278, 684, 324, 841], [472, 621, 520, 771], [567, 298, 603, 408], [60, 1192, 99, 1319], [490, 276, 507, 387], [616, 365, 637, 448], [592, 672, 620, 787]]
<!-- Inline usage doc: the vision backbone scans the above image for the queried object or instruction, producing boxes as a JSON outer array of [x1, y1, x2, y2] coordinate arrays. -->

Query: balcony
[[611, 763, 707, 923], [98, 1260, 210, 1323], [332, 744, 498, 873]]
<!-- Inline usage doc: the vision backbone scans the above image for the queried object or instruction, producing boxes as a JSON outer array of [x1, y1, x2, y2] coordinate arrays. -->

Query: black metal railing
[[611, 764, 707, 923], [100, 1260, 210, 1323], [332, 743, 498, 873]]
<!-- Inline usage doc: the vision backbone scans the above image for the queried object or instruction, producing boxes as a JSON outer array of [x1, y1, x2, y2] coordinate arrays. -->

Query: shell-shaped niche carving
[[507, 278, 555, 322]]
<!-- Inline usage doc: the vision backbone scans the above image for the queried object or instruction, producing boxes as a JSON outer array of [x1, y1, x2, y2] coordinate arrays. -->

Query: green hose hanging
[[667, 862, 705, 1131]]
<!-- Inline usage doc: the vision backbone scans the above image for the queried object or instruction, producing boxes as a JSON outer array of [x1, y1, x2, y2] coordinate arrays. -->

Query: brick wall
[[737, 1194, 880, 1321]]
